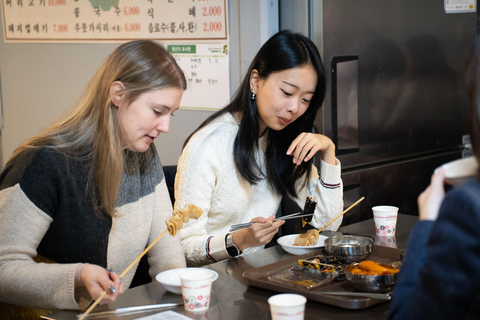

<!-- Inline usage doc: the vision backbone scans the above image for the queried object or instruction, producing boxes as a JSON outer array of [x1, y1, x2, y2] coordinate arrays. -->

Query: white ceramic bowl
[[439, 156, 478, 185], [277, 234, 329, 255], [155, 267, 218, 294]]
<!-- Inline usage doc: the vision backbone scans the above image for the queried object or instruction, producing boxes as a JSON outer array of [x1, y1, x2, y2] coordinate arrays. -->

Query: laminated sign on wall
[[1, 0, 230, 110]]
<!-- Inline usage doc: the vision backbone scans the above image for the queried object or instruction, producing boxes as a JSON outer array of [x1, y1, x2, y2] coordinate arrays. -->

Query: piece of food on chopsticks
[[347, 260, 400, 276], [166, 204, 203, 236], [293, 229, 319, 246], [302, 196, 316, 227]]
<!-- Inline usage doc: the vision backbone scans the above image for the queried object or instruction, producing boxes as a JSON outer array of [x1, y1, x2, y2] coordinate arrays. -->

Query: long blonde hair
[[7, 40, 186, 218]]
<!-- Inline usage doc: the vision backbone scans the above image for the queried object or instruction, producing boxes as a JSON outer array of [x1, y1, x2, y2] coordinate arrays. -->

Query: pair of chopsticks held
[[229, 196, 365, 233], [79, 205, 202, 320]]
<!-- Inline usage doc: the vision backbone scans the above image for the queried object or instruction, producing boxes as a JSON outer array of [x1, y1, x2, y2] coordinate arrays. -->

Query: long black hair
[[184, 30, 326, 197]]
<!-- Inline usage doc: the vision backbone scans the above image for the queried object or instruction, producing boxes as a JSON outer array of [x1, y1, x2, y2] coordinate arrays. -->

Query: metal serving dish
[[324, 235, 373, 262], [345, 263, 400, 293]]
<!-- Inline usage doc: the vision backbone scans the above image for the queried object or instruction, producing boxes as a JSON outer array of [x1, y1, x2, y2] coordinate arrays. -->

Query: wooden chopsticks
[[317, 196, 365, 232], [78, 229, 169, 320]]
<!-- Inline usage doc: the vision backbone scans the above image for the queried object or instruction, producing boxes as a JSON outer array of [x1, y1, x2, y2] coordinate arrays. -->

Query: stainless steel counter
[[43, 214, 418, 320]]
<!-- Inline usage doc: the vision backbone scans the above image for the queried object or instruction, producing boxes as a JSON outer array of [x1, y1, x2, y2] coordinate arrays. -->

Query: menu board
[[1, 0, 230, 110], [1, 0, 228, 42], [169, 43, 230, 110]]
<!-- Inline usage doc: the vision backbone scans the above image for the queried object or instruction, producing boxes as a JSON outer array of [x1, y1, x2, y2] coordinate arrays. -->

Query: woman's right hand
[[232, 215, 285, 250], [76, 264, 125, 304], [417, 167, 446, 221]]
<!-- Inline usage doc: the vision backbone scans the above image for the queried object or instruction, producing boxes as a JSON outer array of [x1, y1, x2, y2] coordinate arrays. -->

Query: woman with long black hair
[[175, 30, 343, 266]]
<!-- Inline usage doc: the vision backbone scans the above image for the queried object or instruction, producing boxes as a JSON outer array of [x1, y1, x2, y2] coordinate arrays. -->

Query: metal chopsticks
[[229, 211, 313, 232], [76, 302, 182, 319]]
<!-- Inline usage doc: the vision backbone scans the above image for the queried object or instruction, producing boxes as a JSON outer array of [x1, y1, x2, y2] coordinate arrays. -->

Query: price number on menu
[[53, 24, 68, 32], [203, 22, 222, 32], [125, 23, 141, 32], [124, 6, 140, 16], [48, 0, 66, 5], [202, 6, 222, 16]]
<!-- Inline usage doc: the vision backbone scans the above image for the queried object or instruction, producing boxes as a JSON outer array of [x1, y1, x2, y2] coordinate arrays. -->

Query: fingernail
[[106, 268, 116, 274], [286, 149, 292, 155], [118, 278, 123, 284], [108, 285, 116, 294]]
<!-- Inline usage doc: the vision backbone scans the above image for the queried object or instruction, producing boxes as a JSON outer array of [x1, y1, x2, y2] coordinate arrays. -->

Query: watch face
[[225, 233, 239, 257], [227, 245, 239, 257]]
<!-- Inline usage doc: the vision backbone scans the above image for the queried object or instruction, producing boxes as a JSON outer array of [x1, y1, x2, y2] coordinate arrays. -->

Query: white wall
[[0, 0, 278, 168]]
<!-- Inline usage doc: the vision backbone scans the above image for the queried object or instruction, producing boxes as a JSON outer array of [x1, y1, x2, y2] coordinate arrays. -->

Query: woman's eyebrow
[[282, 81, 315, 94]]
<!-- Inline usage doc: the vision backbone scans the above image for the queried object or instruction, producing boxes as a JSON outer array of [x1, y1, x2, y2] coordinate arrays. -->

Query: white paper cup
[[180, 269, 213, 312], [268, 293, 307, 320], [372, 205, 399, 236]]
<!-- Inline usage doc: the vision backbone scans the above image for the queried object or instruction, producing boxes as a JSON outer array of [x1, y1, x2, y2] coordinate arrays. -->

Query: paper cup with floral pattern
[[180, 269, 213, 312], [372, 205, 399, 236]]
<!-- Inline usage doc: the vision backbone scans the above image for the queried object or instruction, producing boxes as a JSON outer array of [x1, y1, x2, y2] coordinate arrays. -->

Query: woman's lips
[[278, 117, 291, 125], [145, 135, 156, 142]]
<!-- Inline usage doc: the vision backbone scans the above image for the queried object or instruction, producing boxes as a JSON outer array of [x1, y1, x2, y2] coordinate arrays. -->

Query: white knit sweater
[[175, 113, 343, 266]]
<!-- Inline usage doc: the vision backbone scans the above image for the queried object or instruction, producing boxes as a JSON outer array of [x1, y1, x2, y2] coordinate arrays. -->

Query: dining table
[[42, 213, 419, 320]]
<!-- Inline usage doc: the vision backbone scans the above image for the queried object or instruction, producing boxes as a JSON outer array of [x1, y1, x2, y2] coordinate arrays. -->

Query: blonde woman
[[0, 40, 187, 319]]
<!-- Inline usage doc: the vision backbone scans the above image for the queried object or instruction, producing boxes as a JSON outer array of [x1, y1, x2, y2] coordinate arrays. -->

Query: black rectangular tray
[[242, 245, 402, 310]]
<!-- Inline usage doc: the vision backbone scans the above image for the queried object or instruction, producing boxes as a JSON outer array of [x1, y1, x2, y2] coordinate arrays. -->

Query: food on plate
[[293, 229, 320, 246], [347, 260, 400, 276], [295, 255, 348, 281], [166, 204, 203, 236]]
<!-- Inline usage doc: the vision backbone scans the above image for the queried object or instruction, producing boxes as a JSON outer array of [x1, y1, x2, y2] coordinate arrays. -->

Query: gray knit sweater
[[0, 146, 186, 314]]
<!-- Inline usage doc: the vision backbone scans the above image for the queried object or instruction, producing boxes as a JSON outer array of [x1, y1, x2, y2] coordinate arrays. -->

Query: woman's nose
[[287, 99, 300, 114], [157, 116, 170, 133]]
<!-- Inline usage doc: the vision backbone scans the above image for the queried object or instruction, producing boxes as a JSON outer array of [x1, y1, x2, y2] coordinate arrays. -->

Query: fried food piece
[[293, 229, 319, 246], [307, 229, 319, 242], [350, 267, 367, 275], [166, 204, 203, 236], [294, 237, 313, 246], [348, 260, 400, 275]]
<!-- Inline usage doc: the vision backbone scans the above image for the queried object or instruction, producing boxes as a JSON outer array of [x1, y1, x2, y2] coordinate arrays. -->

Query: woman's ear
[[110, 81, 125, 107], [249, 69, 259, 93]]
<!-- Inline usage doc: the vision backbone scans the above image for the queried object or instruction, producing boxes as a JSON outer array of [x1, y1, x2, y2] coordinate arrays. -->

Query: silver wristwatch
[[225, 233, 242, 257]]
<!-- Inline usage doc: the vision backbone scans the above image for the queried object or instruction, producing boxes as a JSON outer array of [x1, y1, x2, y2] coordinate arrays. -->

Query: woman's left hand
[[417, 167, 446, 221], [287, 133, 336, 165]]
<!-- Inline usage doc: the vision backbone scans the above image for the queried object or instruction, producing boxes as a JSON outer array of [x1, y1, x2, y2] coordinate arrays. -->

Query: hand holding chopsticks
[[229, 212, 313, 232], [78, 204, 203, 320], [229, 196, 365, 233]]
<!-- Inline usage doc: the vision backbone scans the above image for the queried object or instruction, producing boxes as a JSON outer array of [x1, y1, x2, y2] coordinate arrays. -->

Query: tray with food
[[242, 244, 402, 310]]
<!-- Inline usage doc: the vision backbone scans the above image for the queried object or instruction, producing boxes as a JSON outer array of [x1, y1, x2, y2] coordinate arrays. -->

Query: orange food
[[348, 260, 399, 276]]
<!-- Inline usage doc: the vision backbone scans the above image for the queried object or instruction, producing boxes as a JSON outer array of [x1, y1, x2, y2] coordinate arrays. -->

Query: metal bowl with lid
[[324, 235, 373, 262]]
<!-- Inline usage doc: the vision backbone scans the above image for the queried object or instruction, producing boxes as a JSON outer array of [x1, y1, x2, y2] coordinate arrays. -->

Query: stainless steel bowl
[[324, 235, 373, 262], [345, 263, 399, 293]]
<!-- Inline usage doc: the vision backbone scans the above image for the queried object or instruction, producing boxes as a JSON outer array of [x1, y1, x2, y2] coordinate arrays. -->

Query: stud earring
[[251, 91, 256, 101]]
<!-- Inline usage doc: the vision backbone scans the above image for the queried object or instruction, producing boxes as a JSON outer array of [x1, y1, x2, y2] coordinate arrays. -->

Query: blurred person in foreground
[[388, 39, 480, 320], [0, 40, 187, 319]]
